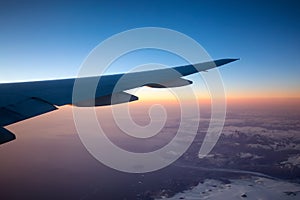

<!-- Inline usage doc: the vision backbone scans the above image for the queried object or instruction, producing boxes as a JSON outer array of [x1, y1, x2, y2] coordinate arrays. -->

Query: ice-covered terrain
[[158, 177, 300, 200]]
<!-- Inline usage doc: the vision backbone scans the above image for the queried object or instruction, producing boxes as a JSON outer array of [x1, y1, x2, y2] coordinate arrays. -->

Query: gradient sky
[[0, 0, 299, 98]]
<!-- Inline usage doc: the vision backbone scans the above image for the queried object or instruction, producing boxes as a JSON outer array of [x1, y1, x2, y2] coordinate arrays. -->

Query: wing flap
[[0, 97, 57, 126], [0, 127, 16, 144], [74, 91, 138, 107], [146, 78, 193, 88]]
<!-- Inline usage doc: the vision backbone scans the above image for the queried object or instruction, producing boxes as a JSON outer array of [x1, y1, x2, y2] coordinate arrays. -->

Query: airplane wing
[[0, 58, 238, 144]]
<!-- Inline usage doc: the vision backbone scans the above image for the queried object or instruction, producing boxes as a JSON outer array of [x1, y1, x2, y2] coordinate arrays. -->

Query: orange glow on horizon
[[128, 86, 300, 104], [136, 96, 300, 106]]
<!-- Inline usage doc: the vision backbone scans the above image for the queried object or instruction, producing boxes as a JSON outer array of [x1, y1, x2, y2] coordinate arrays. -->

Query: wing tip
[[214, 58, 239, 67]]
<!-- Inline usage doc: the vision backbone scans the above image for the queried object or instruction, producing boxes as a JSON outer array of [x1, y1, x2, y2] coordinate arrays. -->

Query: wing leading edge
[[0, 58, 238, 144]]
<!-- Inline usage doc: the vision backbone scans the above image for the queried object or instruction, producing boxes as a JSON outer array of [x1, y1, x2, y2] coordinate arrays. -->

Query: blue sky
[[0, 0, 299, 97]]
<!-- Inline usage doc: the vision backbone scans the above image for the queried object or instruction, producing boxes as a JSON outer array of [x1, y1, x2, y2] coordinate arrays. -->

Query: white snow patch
[[156, 177, 300, 200], [281, 155, 300, 168]]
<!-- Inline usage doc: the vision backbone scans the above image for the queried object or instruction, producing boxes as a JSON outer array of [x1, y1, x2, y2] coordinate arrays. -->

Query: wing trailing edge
[[0, 97, 57, 127]]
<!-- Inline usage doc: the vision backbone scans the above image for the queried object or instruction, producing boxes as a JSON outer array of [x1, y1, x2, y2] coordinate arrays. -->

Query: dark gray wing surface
[[0, 58, 238, 144]]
